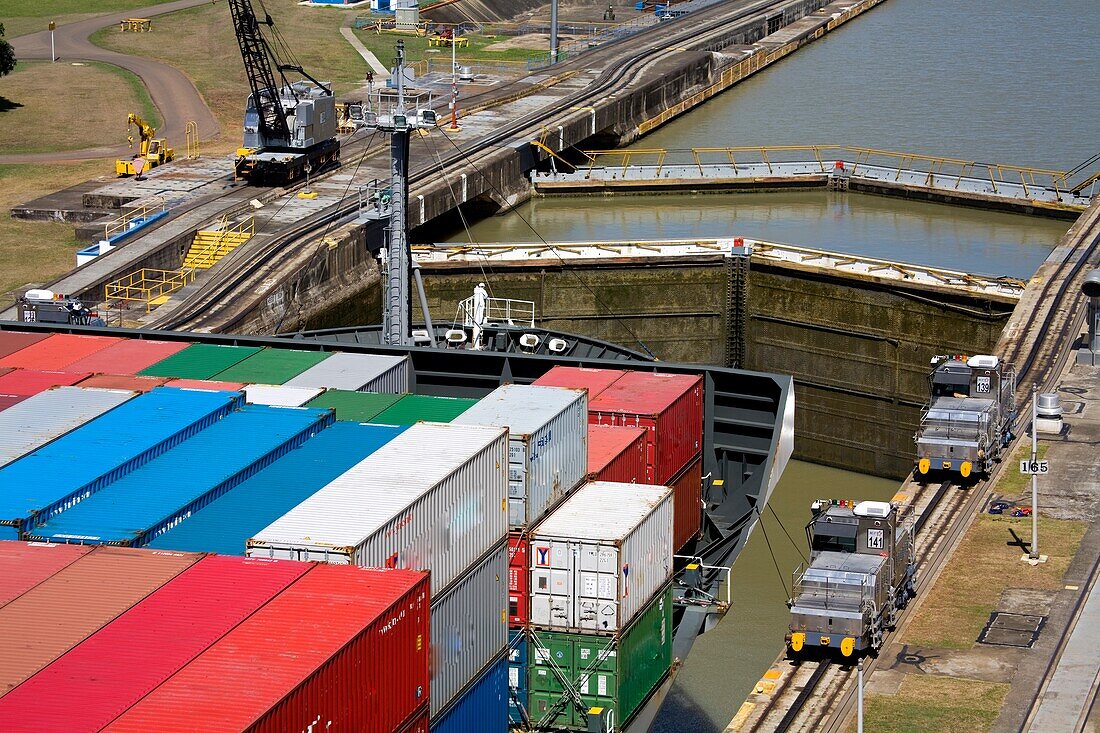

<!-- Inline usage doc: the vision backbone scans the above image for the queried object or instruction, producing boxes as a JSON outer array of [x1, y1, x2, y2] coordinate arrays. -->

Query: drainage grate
[[978, 612, 1046, 648]]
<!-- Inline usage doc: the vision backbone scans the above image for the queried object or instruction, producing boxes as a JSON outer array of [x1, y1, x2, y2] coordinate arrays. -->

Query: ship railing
[[456, 296, 535, 329]]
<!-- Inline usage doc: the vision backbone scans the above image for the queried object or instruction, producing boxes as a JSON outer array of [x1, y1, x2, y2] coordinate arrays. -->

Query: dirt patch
[[481, 33, 572, 51]]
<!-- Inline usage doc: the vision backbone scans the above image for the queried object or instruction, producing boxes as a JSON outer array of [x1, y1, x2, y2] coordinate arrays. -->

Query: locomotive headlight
[[977, 449, 986, 458]]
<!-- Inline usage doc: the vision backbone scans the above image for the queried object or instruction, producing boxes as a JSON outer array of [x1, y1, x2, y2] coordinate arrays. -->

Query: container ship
[[0, 321, 792, 732]]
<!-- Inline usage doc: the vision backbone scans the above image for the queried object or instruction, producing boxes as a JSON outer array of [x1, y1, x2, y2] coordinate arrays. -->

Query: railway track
[[146, 0, 818, 331], [738, 201, 1100, 733]]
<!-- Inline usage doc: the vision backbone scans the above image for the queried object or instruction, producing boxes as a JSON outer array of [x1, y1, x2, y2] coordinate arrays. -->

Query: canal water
[[442, 1, 1098, 729]]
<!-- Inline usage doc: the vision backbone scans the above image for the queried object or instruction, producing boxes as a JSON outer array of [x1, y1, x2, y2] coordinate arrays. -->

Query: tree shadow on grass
[[0, 96, 24, 112]]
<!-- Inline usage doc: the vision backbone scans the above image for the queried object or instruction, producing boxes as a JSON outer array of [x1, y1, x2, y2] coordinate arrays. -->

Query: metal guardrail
[[103, 200, 168, 242], [455, 296, 536, 329], [539, 145, 1099, 208], [105, 268, 195, 313]]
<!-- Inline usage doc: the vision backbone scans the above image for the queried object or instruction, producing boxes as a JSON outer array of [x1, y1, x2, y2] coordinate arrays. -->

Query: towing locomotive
[[786, 499, 916, 658], [914, 354, 1016, 479]]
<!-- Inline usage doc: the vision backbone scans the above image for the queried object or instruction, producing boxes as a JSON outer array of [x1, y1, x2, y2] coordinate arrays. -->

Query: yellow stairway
[[183, 220, 254, 270]]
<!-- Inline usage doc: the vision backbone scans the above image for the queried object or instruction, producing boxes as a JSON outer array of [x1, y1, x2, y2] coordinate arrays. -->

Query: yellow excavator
[[115, 113, 174, 177]]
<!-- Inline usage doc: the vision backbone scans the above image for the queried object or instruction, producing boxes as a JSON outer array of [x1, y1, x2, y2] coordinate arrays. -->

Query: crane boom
[[227, 0, 292, 144]]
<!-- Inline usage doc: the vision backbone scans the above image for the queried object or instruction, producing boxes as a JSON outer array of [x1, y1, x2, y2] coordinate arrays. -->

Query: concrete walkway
[[2, 0, 220, 164], [1027, 567, 1100, 732], [339, 26, 389, 76]]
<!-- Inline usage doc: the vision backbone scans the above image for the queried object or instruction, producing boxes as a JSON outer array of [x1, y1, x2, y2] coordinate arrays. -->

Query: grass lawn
[[994, 443, 1050, 498], [855, 675, 1009, 733], [0, 0, 167, 39], [0, 162, 107, 298], [903, 512, 1085, 649], [91, 3, 367, 148], [0, 61, 158, 155]]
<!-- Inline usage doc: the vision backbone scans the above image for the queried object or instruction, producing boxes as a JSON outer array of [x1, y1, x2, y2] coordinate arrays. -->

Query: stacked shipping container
[[0, 543, 430, 733]]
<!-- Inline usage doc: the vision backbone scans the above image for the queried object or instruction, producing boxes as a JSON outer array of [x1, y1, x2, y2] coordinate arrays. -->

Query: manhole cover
[[978, 612, 1046, 648]]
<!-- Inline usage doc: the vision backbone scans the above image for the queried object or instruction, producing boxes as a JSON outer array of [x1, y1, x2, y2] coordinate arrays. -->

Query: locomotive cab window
[[811, 524, 857, 553]]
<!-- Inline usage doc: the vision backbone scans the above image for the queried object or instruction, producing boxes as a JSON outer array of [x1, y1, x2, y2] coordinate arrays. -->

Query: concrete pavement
[[2, 0, 221, 164]]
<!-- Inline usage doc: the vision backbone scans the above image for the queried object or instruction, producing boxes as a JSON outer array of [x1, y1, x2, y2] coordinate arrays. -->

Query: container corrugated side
[[508, 629, 529, 725], [243, 384, 325, 407], [63, 339, 190, 375], [529, 482, 673, 634], [77, 374, 168, 392], [305, 389, 404, 421], [371, 394, 478, 425], [453, 385, 587, 529], [431, 651, 509, 733], [532, 366, 626, 398], [0, 541, 93, 608], [0, 387, 242, 539], [0, 545, 200, 694], [0, 555, 310, 733], [588, 372, 703, 484], [248, 422, 508, 595], [669, 457, 702, 551], [148, 422, 405, 555], [587, 425, 647, 483], [138, 343, 262, 379], [400, 708, 431, 733], [0, 394, 25, 412], [430, 542, 508, 717], [165, 378, 245, 391], [0, 386, 134, 468], [0, 331, 50, 360], [103, 565, 430, 733], [0, 334, 121, 370], [285, 352, 410, 392], [211, 347, 331, 384], [27, 405, 333, 547], [0, 369, 90, 396], [528, 584, 672, 730], [508, 532, 529, 626]]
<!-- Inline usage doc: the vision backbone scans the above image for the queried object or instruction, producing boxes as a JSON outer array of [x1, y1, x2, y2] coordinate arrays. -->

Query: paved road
[[2, 0, 222, 164]]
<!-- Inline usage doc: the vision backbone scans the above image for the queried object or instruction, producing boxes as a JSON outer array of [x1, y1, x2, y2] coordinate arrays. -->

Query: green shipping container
[[370, 394, 477, 425], [138, 344, 261, 380], [304, 390, 404, 422], [211, 348, 331, 384], [528, 585, 672, 730]]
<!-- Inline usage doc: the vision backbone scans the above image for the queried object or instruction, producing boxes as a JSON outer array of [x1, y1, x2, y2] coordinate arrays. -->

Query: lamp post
[[1029, 384, 1039, 560]]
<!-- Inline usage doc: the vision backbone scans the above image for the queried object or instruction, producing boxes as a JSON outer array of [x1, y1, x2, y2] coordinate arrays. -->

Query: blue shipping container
[[24, 405, 334, 547], [509, 628, 529, 725], [431, 651, 509, 733], [0, 387, 241, 540], [147, 421, 405, 555]]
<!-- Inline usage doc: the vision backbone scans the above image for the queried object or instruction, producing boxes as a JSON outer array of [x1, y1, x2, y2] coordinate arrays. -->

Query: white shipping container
[[453, 385, 587, 529], [283, 352, 410, 393], [0, 387, 134, 468], [247, 422, 508, 594], [530, 482, 673, 634], [243, 384, 324, 407], [431, 541, 508, 716]]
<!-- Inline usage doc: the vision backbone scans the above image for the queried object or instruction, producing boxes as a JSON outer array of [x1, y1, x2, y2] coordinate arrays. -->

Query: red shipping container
[[588, 371, 704, 485], [0, 546, 200, 694], [166, 378, 245, 392], [0, 334, 121, 370], [104, 564, 431, 733], [508, 532, 529, 626], [0, 541, 92, 609], [532, 365, 626, 398], [0, 369, 90, 396], [63, 339, 190, 375], [588, 425, 647, 483], [0, 393, 26, 412], [0, 331, 50, 360], [669, 457, 703, 551], [78, 374, 169, 393], [0, 555, 310, 733]]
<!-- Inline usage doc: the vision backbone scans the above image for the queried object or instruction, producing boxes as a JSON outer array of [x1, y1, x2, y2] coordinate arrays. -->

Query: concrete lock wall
[[418, 258, 1011, 479]]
